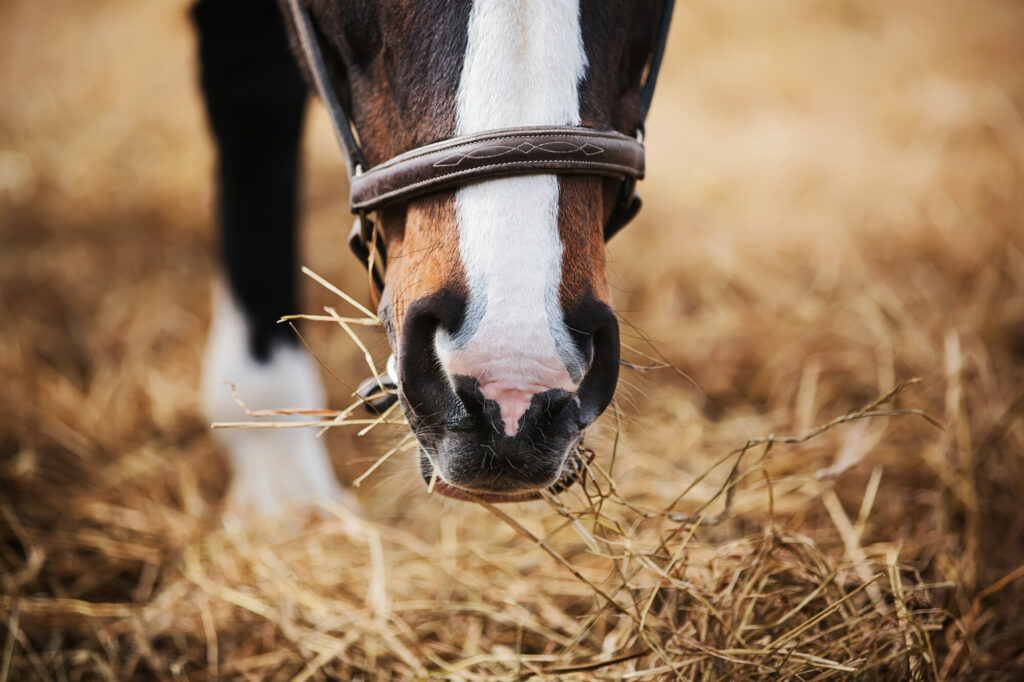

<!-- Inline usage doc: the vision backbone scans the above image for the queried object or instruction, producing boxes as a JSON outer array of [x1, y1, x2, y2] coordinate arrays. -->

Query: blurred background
[[2, 0, 1022, 677]]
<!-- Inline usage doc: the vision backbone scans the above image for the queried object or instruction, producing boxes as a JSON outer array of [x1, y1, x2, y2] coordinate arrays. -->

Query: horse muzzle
[[396, 290, 620, 501]]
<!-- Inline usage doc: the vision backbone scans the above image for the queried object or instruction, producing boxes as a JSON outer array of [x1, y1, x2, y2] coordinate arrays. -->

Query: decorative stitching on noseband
[[433, 141, 604, 168], [366, 129, 629, 172], [352, 158, 640, 211], [348, 127, 644, 212]]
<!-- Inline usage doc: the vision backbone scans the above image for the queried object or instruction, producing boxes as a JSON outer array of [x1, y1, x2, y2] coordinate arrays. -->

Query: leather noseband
[[349, 126, 644, 213]]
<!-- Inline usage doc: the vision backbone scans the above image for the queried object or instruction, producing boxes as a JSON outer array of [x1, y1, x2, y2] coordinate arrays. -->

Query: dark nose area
[[452, 375, 574, 435], [396, 290, 468, 433], [564, 298, 621, 426], [438, 379, 577, 491], [398, 290, 620, 494]]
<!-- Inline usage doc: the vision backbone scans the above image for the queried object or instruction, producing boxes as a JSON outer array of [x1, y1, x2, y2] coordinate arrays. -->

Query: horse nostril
[[397, 290, 469, 430], [452, 375, 487, 420], [451, 376, 569, 437], [533, 389, 572, 428], [569, 303, 620, 427]]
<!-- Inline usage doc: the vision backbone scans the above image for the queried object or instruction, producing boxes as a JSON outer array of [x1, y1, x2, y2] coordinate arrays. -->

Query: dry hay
[[5, 222, 1020, 678], [0, 269, 981, 680], [1, 339, 950, 680], [3, 0, 1024, 679]]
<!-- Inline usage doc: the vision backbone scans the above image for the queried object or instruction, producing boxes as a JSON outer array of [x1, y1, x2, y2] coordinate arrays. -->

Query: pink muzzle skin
[[441, 352, 579, 437], [480, 386, 536, 437]]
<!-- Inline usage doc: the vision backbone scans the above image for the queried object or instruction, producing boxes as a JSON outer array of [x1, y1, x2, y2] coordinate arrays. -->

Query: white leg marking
[[201, 284, 351, 516], [436, 0, 588, 436]]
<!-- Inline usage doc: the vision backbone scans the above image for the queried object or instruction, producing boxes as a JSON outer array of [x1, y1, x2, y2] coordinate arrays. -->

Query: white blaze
[[435, 0, 588, 436]]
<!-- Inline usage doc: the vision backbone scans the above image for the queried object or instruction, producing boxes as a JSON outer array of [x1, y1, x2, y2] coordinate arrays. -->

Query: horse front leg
[[192, 0, 351, 517]]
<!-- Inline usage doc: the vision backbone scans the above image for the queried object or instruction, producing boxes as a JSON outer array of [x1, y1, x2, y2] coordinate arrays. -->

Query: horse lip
[[430, 479, 545, 503], [421, 447, 587, 504]]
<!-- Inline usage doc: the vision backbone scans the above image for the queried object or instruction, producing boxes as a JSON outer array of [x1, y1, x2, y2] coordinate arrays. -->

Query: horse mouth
[[424, 448, 589, 504]]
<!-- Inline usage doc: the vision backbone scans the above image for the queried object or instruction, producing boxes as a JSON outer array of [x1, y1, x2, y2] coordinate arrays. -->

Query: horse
[[191, 0, 672, 514]]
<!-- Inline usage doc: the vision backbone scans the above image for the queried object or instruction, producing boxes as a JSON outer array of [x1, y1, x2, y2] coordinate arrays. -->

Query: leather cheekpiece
[[349, 126, 645, 213]]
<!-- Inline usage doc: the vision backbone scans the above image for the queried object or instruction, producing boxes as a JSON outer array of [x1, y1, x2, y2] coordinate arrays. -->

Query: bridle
[[285, 0, 675, 299]]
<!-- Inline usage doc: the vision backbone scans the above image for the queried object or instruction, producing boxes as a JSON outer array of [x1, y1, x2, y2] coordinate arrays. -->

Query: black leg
[[192, 0, 307, 361], [192, 0, 351, 516]]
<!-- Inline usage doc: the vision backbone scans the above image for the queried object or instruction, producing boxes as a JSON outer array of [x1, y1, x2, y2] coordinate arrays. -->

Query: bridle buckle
[[347, 211, 386, 303]]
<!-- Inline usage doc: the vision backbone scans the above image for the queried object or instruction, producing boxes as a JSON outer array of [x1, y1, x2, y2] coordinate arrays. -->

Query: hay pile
[[3, 0, 1024, 679], [1, 264, 1013, 679], [0, 345, 951, 680]]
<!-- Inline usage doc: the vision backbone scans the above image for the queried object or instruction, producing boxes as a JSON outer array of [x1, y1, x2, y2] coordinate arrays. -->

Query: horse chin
[[421, 448, 587, 504]]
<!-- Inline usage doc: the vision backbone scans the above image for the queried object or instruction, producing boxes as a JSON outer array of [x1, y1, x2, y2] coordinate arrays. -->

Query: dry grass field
[[2, 0, 1023, 679]]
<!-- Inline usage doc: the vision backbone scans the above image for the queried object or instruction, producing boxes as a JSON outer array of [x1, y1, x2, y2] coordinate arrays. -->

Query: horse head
[[296, 0, 669, 501]]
